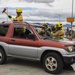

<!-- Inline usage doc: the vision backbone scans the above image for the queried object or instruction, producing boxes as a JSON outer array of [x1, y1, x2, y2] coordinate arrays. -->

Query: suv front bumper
[[63, 54, 75, 64]]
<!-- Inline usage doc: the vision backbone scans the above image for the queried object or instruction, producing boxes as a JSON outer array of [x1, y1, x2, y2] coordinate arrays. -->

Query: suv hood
[[39, 38, 74, 48], [58, 38, 74, 44]]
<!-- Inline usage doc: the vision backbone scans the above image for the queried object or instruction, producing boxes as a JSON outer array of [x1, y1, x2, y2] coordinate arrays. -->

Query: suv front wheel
[[0, 47, 7, 64], [43, 52, 63, 74]]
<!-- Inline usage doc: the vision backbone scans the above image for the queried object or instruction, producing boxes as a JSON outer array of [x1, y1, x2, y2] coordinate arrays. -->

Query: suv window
[[13, 25, 35, 39], [0, 25, 9, 36]]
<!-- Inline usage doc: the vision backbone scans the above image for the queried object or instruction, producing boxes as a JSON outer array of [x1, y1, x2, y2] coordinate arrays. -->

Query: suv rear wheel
[[43, 52, 63, 74], [0, 47, 7, 64]]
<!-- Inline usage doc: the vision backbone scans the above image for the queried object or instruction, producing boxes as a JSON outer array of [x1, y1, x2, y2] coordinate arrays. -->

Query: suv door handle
[[11, 39, 15, 42]]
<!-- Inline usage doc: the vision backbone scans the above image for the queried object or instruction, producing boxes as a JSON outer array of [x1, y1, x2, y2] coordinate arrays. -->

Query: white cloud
[[0, 0, 75, 24], [23, 0, 54, 3], [0, 0, 55, 7]]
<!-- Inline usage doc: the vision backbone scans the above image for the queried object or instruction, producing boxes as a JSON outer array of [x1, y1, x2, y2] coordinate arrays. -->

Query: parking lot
[[0, 58, 75, 75]]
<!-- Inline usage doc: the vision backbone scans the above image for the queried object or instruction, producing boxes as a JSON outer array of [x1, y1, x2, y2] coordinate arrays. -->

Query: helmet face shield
[[60, 24, 63, 27], [57, 22, 63, 28], [57, 24, 61, 27], [60, 24, 62, 25]]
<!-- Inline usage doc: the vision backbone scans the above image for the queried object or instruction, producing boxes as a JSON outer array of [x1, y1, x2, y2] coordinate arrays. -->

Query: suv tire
[[43, 52, 63, 74], [0, 47, 7, 64]]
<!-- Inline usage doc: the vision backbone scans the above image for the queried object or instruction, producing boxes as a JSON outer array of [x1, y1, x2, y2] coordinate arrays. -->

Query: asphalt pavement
[[0, 58, 75, 75]]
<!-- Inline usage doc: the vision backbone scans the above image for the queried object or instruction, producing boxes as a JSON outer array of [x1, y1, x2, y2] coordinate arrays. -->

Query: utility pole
[[66, 0, 74, 39], [71, 0, 74, 35]]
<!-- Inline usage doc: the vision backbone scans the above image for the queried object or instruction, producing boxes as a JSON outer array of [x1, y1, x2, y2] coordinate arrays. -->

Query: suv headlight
[[67, 46, 74, 52]]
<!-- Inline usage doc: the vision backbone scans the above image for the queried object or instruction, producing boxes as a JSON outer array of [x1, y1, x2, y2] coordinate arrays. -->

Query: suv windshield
[[33, 25, 53, 39]]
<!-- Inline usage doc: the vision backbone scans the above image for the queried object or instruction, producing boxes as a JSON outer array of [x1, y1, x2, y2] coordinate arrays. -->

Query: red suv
[[0, 22, 75, 74]]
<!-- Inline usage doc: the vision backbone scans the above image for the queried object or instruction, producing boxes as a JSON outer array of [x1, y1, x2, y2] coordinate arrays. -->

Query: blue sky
[[0, 0, 75, 24]]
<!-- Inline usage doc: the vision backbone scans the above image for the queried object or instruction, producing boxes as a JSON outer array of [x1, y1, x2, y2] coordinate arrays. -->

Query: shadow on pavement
[[63, 65, 74, 71], [6, 57, 42, 69]]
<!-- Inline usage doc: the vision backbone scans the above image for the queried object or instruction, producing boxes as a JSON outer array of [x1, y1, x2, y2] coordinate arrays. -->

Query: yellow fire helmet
[[16, 8, 22, 13], [42, 22, 47, 27], [57, 22, 63, 28]]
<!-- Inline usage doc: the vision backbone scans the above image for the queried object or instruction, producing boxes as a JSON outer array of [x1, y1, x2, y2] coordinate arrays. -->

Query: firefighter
[[42, 22, 50, 36], [9, 8, 23, 22], [41, 22, 53, 38], [20, 27, 30, 38], [54, 22, 65, 39], [39, 28, 45, 36], [3, 8, 23, 22], [51, 25, 57, 33]]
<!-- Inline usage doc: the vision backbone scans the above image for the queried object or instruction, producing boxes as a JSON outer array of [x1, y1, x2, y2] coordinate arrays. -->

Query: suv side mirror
[[27, 33, 36, 40]]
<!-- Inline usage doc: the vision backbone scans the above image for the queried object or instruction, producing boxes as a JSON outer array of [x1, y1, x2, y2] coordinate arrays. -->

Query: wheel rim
[[0, 52, 2, 61], [45, 56, 57, 71]]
